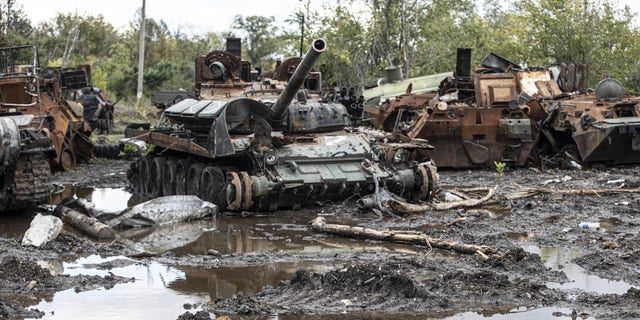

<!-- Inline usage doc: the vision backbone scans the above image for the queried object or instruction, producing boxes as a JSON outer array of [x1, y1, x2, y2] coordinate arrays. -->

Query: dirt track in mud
[[0, 159, 639, 319]]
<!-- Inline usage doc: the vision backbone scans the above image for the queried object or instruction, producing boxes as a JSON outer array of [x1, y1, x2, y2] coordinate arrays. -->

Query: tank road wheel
[[226, 171, 254, 211], [201, 167, 227, 208], [162, 158, 178, 196], [60, 146, 77, 171], [138, 157, 153, 195], [148, 157, 166, 197], [187, 163, 205, 196], [410, 165, 430, 201], [175, 159, 191, 195]]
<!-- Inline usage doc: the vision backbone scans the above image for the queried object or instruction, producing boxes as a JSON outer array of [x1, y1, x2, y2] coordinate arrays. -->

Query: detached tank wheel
[[138, 157, 153, 195], [187, 163, 205, 196], [201, 167, 227, 208], [60, 147, 77, 171], [162, 158, 178, 196], [175, 159, 192, 195]]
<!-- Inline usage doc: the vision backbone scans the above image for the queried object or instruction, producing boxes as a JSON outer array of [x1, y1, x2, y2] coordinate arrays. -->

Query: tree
[[232, 15, 280, 70], [0, 0, 34, 46], [510, 0, 640, 88]]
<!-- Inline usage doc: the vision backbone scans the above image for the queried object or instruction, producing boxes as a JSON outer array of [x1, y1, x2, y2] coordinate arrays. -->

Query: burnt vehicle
[[126, 39, 438, 211], [537, 72, 640, 166], [0, 46, 94, 173], [365, 49, 539, 168], [49, 65, 115, 134], [0, 46, 55, 211]]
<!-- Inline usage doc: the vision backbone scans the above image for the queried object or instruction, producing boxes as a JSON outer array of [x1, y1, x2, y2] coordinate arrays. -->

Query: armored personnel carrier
[[537, 74, 640, 166], [126, 39, 438, 211], [365, 49, 539, 168]]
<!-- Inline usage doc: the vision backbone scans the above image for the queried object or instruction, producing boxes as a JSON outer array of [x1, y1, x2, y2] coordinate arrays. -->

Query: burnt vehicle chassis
[[366, 48, 640, 168], [126, 39, 438, 212], [366, 49, 538, 168]]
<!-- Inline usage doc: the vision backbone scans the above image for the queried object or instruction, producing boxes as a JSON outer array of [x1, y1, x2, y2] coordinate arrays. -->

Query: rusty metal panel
[[474, 73, 517, 107]]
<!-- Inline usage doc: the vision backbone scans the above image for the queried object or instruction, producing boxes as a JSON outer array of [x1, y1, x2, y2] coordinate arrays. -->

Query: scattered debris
[[103, 195, 218, 228], [388, 185, 498, 213]]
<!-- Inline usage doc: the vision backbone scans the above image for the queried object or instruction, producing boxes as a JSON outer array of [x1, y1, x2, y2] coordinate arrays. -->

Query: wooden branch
[[503, 186, 640, 201], [54, 206, 116, 240], [309, 216, 496, 256], [388, 185, 498, 214]]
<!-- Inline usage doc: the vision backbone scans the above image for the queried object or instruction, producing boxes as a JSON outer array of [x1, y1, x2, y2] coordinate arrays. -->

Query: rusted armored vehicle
[[0, 45, 94, 173], [126, 39, 438, 211], [0, 46, 54, 211], [365, 49, 539, 168], [47, 64, 115, 134], [536, 73, 640, 166]]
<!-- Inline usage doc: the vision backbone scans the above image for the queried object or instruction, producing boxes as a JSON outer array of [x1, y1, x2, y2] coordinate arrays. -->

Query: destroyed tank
[[0, 46, 54, 211], [364, 49, 539, 168], [126, 39, 438, 211]]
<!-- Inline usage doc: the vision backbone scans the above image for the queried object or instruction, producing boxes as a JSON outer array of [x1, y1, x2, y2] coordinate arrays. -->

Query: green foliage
[[232, 15, 281, 70], [119, 143, 139, 159], [0, 0, 34, 46], [4, 0, 639, 101]]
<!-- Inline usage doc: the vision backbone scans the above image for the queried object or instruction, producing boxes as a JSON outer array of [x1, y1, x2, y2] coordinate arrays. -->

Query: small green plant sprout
[[494, 161, 506, 182]]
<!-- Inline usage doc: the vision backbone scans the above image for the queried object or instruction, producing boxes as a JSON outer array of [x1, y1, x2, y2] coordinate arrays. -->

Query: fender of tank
[[127, 39, 439, 211]]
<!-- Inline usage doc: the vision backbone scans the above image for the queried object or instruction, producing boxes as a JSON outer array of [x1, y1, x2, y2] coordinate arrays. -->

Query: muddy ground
[[0, 158, 639, 319]]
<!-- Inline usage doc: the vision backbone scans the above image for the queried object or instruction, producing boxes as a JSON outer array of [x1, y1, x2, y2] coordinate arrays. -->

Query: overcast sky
[[18, 0, 640, 35]]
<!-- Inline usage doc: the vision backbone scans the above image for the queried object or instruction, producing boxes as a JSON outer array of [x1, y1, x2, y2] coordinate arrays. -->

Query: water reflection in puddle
[[29, 255, 208, 320], [29, 255, 341, 320], [525, 246, 633, 295]]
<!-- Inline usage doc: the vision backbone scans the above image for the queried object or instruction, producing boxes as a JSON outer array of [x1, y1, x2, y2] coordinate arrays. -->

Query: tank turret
[[271, 38, 326, 120]]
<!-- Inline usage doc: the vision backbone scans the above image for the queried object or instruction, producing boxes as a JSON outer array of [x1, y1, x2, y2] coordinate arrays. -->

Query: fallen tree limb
[[309, 216, 496, 256], [504, 186, 640, 201], [54, 205, 116, 240], [388, 185, 498, 214]]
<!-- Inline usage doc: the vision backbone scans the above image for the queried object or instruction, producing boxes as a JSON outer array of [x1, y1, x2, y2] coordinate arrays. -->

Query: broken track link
[[12, 154, 52, 205]]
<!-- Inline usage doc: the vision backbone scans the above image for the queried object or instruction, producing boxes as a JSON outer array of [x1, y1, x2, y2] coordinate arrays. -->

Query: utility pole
[[136, 0, 146, 106]]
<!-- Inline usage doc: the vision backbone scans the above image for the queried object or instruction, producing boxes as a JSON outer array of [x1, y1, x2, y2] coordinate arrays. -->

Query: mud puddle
[[27, 255, 340, 320], [525, 245, 635, 295], [7, 183, 636, 319]]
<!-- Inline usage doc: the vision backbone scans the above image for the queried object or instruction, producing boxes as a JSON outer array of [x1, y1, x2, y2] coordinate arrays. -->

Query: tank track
[[12, 154, 52, 206]]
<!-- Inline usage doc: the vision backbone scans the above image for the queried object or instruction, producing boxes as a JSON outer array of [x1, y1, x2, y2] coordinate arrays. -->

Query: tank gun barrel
[[271, 38, 326, 119]]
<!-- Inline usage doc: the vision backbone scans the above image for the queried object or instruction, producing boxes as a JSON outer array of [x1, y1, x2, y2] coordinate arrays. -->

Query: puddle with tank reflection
[[0, 186, 633, 319]]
